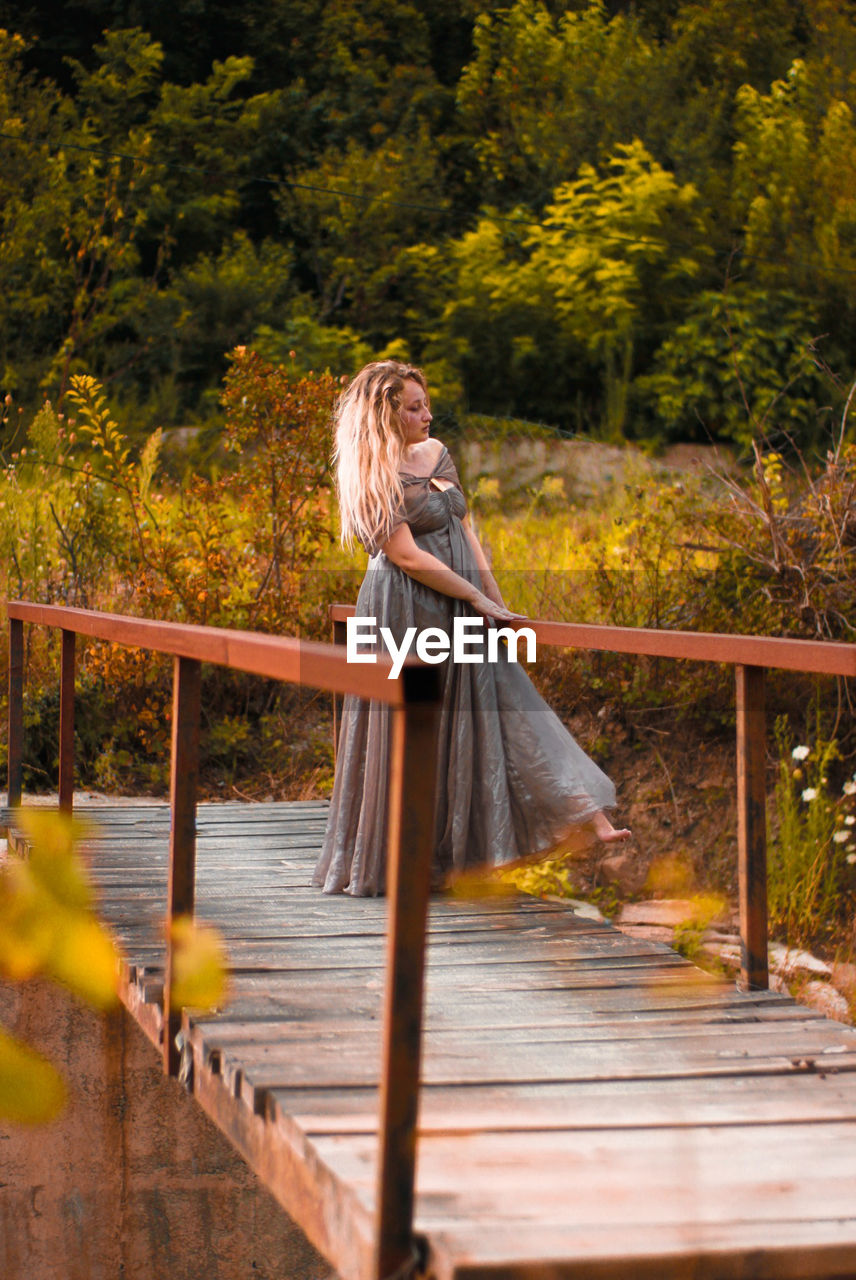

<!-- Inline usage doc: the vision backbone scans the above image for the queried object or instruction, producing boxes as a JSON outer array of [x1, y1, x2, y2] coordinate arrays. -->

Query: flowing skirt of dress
[[313, 495, 616, 896]]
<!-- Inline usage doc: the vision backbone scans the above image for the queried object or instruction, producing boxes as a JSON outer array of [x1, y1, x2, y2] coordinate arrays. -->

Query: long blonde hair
[[334, 360, 428, 550]]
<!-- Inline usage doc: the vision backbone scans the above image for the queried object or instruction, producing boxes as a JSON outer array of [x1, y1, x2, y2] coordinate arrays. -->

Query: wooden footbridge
[[7, 601, 856, 1280]]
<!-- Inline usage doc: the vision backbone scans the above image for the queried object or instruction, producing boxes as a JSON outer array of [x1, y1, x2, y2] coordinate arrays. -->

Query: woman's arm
[[380, 523, 524, 622], [461, 516, 507, 609]]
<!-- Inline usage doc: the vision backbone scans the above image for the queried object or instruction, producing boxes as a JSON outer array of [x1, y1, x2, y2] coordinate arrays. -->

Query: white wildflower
[[833, 831, 850, 843], [843, 780, 856, 796], [846, 815, 855, 826], [801, 787, 818, 802], [791, 745, 810, 761], [848, 853, 856, 865]]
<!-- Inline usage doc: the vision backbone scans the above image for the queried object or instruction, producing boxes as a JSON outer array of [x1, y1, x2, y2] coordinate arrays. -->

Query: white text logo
[[346, 616, 537, 679]]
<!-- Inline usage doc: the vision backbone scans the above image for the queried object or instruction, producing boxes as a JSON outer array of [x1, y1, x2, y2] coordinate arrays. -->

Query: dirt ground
[[555, 703, 740, 901]]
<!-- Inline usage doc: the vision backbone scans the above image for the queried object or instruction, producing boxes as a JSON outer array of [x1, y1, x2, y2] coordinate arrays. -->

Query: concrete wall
[[0, 980, 335, 1280], [455, 437, 734, 503]]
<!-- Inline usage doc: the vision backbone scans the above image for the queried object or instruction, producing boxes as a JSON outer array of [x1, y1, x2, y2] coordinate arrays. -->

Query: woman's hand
[[468, 589, 528, 624]]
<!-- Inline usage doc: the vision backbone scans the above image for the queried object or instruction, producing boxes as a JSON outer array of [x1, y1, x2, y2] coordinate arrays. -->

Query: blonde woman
[[313, 360, 629, 896]]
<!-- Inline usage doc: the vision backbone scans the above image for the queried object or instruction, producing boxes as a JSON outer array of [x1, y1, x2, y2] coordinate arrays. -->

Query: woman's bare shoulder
[[427, 436, 448, 460], [401, 436, 447, 476]]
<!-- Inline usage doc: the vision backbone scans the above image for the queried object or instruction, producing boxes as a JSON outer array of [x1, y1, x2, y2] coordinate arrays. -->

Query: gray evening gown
[[312, 445, 617, 896]]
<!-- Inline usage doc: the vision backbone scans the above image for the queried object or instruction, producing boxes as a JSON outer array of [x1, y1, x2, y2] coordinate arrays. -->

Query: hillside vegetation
[[0, 1, 854, 443], [2, 3, 856, 953]]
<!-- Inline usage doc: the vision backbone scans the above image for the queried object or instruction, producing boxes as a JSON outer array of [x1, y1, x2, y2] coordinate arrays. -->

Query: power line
[[0, 126, 853, 276], [0, 127, 705, 253]]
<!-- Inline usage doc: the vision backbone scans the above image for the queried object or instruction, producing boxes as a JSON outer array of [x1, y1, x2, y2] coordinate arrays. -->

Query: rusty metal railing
[[331, 602, 856, 994], [9, 599, 856, 1280], [5, 601, 439, 1280]]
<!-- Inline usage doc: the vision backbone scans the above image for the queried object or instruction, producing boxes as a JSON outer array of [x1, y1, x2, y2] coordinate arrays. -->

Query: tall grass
[[770, 715, 856, 948]]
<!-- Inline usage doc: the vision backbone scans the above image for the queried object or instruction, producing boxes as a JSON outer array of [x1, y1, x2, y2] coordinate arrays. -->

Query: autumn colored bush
[[2, 355, 854, 829], [1, 352, 341, 794], [707, 438, 856, 643]]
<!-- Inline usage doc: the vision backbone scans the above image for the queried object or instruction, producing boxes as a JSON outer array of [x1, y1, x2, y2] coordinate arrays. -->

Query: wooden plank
[[193, 1038, 856, 1102], [190, 1016, 856, 1059], [110, 937, 693, 972], [317, 1122, 856, 1213], [267, 1072, 856, 1136], [19, 596, 856, 681], [425, 1219, 856, 1280], [132, 971, 765, 1032], [201, 993, 819, 1034]]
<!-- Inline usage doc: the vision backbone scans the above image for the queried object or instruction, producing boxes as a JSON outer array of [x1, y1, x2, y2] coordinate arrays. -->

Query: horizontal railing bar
[[6, 602, 417, 706], [329, 603, 856, 678]]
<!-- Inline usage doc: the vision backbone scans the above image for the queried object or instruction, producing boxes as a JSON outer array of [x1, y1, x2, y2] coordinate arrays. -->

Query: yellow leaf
[[446, 867, 518, 900], [16, 809, 90, 860], [0, 899, 54, 981], [15, 810, 93, 911], [0, 1027, 66, 1125], [168, 917, 228, 1011], [0, 863, 57, 979], [644, 854, 694, 897], [687, 892, 729, 930], [49, 915, 120, 1009]]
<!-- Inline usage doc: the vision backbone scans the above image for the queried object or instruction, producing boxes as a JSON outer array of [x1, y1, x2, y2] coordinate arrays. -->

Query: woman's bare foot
[[591, 811, 632, 844]]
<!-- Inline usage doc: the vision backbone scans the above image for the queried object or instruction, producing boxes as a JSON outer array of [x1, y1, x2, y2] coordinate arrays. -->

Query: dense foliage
[[2, 5, 855, 955], [2, 350, 854, 952], [3, 353, 855, 792], [1, 1, 855, 444]]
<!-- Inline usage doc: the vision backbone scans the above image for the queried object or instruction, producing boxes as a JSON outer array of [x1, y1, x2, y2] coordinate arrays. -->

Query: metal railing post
[[374, 665, 441, 1280], [331, 612, 348, 758], [59, 629, 76, 814], [163, 655, 202, 1075], [7, 617, 24, 812], [736, 664, 769, 990]]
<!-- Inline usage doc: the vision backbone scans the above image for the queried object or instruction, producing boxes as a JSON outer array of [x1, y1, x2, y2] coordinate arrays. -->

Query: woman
[[313, 360, 629, 896]]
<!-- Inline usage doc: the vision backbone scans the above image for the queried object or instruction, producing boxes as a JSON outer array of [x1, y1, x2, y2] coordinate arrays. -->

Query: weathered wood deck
[[75, 800, 856, 1278]]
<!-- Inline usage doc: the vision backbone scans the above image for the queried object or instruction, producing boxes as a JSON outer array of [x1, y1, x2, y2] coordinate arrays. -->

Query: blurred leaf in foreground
[[50, 914, 121, 1009], [0, 810, 120, 1007], [168, 916, 228, 1011], [0, 1027, 67, 1125], [17, 809, 94, 911], [446, 866, 519, 901]]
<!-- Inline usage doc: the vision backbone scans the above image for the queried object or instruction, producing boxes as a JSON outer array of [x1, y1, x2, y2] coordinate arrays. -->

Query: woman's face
[[398, 378, 432, 448]]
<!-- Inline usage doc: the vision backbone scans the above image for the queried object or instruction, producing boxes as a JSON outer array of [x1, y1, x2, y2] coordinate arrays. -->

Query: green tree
[[0, 28, 286, 422], [456, 0, 655, 207], [142, 232, 296, 415], [651, 0, 804, 193], [640, 286, 834, 446], [441, 141, 706, 433], [732, 57, 856, 345], [433, 213, 576, 419], [0, 31, 81, 406], [279, 128, 451, 339]]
